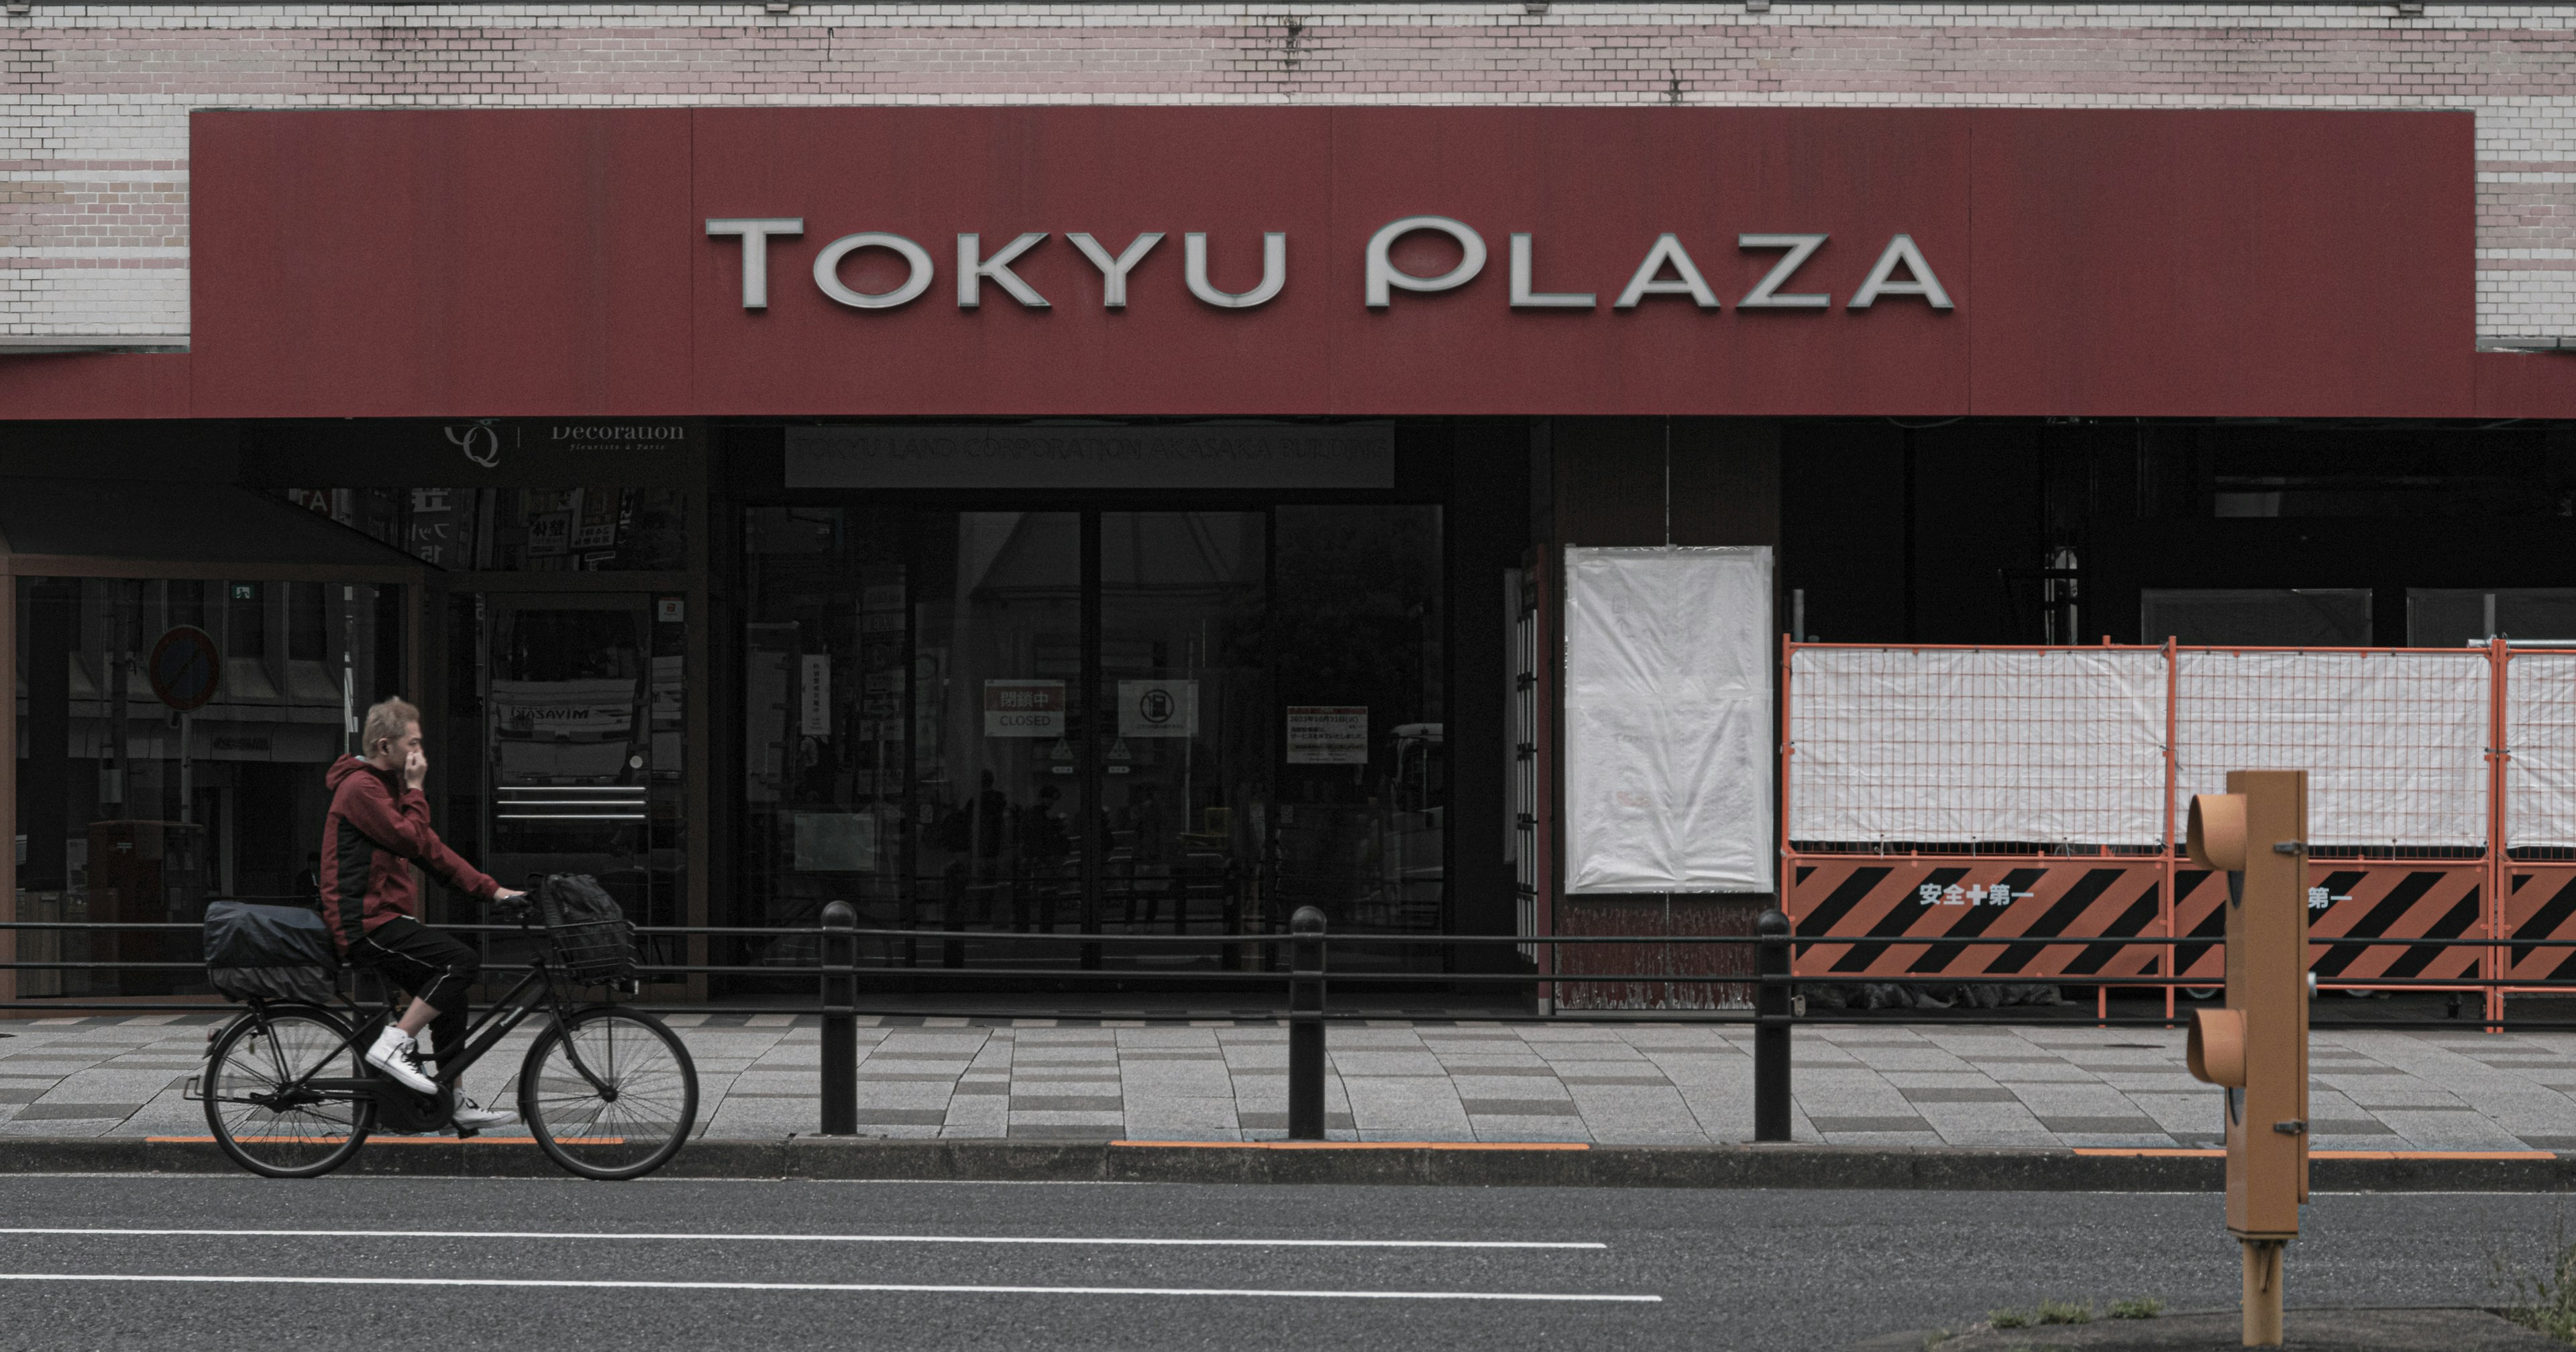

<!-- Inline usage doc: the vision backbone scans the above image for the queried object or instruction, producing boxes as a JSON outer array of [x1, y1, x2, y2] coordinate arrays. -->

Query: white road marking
[[0, 1227, 1604, 1251], [0, 1273, 1658, 1302]]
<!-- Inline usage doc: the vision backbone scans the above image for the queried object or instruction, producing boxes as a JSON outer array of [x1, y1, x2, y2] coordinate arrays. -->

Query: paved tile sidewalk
[[4, 1013, 2573, 1150]]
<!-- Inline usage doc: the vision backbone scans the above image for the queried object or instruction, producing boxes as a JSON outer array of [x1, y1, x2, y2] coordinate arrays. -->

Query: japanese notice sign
[[1285, 706, 1368, 765], [984, 679, 1066, 737], [800, 655, 831, 737]]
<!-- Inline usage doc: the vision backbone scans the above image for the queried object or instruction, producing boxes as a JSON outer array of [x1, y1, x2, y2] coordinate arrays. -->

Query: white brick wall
[[1, 3, 2569, 343]]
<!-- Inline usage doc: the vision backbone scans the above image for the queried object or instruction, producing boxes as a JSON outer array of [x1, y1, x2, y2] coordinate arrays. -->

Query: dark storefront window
[[278, 487, 686, 572], [13, 575, 402, 997], [437, 593, 688, 946], [735, 504, 1446, 978]]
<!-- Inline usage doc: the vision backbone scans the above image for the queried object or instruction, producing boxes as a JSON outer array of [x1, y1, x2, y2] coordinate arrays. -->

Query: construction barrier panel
[[1782, 640, 2564, 1012]]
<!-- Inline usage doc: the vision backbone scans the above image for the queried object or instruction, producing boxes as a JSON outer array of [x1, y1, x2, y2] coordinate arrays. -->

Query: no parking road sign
[[148, 625, 221, 712]]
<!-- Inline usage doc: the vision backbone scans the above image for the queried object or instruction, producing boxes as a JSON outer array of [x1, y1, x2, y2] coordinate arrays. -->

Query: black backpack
[[533, 874, 635, 981]]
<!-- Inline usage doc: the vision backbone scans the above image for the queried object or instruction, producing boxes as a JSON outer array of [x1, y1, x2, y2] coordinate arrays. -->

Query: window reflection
[[13, 576, 400, 998], [734, 504, 1446, 989]]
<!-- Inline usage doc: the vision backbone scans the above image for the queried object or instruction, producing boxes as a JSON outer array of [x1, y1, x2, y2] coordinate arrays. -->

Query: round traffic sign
[[148, 625, 221, 712]]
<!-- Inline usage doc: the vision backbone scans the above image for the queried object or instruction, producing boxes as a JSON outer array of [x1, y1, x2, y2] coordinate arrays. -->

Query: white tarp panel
[[1562, 546, 1774, 894], [1788, 647, 2166, 847], [2506, 653, 2576, 848], [2174, 649, 2488, 848]]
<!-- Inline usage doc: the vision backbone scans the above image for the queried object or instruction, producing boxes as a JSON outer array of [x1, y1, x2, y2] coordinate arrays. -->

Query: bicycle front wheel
[[203, 1005, 374, 1179], [518, 1007, 697, 1180]]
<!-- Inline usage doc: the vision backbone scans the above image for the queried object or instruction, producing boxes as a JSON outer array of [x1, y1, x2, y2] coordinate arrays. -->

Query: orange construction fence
[[1781, 638, 2576, 1020]]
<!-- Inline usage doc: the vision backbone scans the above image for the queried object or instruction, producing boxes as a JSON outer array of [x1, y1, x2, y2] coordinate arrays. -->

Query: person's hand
[[402, 746, 428, 792]]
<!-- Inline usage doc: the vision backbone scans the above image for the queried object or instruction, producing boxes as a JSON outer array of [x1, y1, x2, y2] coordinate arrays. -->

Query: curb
[[1, 1138, 2571, 1190]]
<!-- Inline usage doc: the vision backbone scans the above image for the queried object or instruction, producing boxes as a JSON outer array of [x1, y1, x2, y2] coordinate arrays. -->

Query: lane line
[[0, 1227, 1605, 1251], [0, 1273, 1658, 1302]]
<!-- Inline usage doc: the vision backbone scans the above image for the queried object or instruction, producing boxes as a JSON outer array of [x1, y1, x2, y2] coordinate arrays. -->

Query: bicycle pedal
[[454, 1125, 480, 1140]]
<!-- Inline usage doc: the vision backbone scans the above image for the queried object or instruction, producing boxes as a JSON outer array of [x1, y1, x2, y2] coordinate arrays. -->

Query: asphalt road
[[0, 1176, 2558, 1351]]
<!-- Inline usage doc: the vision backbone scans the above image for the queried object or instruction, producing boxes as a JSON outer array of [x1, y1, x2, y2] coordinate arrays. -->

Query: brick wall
[[0, 3, 2569, 344]]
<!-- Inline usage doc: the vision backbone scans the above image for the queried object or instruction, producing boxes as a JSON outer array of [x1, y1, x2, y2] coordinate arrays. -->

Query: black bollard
[[1755, 907, 1792, 1142], [1288, 906, 1328, 1141], [820, 899, 858, 1137]]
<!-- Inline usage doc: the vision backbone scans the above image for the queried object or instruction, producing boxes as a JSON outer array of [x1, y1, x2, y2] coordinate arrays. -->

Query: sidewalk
[[4, 1013, 2574, 1151]]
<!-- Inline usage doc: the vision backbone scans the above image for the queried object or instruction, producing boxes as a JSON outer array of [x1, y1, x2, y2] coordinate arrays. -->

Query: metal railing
[[7, 905, 2575, 1143]]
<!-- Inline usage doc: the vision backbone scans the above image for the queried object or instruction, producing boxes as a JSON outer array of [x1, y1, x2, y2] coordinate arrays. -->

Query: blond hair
[[360, 696, 421, 756]]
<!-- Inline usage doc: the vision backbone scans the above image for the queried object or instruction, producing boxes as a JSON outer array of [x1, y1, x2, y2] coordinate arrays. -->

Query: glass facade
[[735, 504, 1446, 979], [278, 487, 687, 573], [438, 592, 690, 942], [12, 575, 402, 997]]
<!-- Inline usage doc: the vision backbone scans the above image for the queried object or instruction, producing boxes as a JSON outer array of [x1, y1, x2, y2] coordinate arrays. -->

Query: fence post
[[1288, 905, 1328, 1141], [1755, 907, 1792, 1143], [819, 900, 857, 1137]]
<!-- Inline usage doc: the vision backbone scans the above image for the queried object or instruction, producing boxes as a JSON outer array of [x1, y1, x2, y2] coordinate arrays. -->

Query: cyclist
[[322, 695, 527, 1132]]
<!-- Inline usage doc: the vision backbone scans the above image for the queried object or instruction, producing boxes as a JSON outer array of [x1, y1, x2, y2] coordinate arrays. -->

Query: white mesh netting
[[1788, 647, 2167, 848], [2173, 649, 2489, 848], [2506, 653, 2576, 850]]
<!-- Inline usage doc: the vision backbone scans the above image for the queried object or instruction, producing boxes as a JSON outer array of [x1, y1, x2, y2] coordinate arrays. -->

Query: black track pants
[[354, 917, 480, 1068]]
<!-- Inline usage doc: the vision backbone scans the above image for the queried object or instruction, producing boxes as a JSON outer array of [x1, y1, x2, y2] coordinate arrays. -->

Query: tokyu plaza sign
[[705, 217, 1952, 316], [168, 107, 2474, 420]]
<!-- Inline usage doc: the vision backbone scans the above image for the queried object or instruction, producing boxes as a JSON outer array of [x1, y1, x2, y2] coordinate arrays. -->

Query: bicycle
[[190, 890, 698, 1181]]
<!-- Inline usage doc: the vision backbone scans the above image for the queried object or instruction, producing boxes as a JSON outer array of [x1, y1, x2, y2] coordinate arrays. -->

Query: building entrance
[[447, 593, 688, 938], [735, 504, 1446, 988]]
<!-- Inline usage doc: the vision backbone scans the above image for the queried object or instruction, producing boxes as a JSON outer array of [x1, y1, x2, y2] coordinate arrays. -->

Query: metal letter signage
[[706, 217, 805, 310], [717, 214, 1954, 319], [814, 232, 935, 310], [1615, 234, 1723, 310], [1067, 231, 1164, 308], [1185, 232, 1287, 309], [1509, 233, 1596, 310], [1847, 233, 1955, 311], [1365, 217, 1487, 308], [957, 231, 1053, 309], [1736, 233, 1833, 308]]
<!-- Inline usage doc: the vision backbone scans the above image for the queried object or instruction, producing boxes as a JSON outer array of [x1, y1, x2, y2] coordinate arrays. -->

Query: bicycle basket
[[535, 875, 637, 983]]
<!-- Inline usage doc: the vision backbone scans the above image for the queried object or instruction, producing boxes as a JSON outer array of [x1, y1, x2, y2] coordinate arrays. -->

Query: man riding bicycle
[[322, 696, 525, 1132]]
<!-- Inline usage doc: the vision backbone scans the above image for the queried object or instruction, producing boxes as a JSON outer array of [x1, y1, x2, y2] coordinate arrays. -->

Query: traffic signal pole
[[2185, 771, 2310, 1349]]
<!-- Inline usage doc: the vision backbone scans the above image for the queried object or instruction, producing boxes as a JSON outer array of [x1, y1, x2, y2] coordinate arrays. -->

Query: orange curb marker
[[2072, 1147, 2555, 1160], [1113, 1140, 1591, 1152]]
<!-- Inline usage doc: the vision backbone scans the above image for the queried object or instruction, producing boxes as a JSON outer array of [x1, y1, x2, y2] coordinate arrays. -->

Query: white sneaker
[[452, 1097, 518, 1132], [364, 1026, 437, 1094]]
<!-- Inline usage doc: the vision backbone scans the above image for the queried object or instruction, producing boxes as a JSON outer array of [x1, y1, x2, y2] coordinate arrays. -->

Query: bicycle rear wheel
[[518, 1007, 697, 1181], [203, 1005, 374, 1178]]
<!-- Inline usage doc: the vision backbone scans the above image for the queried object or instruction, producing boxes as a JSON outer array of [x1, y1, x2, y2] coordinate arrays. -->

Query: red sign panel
[[16, 105, 2502, 421]]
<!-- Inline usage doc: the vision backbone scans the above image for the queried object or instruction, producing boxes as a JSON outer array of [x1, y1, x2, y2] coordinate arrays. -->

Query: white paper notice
[[1286, 706, 1368, 764], [798, 655, 831, 737], [1118, 680, 1198, 738]]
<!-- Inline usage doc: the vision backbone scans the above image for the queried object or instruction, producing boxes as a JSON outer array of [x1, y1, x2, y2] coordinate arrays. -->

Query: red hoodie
[[318, 754, 498, 953]]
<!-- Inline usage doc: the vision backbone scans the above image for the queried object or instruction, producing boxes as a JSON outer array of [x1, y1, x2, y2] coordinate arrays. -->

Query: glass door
[[914, 512, 1085, 941], [1097, 512, 1269, 938], [462, 593, 685, 936], [733, 502, 1449, 995]]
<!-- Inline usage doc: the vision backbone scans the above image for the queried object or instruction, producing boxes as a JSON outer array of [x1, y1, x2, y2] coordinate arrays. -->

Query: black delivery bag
[[203, 900, 340, 1003]]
